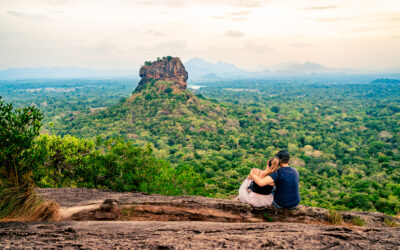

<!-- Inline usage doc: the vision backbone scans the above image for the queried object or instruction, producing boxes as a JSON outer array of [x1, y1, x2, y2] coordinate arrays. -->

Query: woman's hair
[[265, 157, 280, 175]]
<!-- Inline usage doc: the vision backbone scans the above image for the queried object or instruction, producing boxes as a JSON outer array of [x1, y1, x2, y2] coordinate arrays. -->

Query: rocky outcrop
[[36, 188, 400, 228], [137, 57, 188, 91]]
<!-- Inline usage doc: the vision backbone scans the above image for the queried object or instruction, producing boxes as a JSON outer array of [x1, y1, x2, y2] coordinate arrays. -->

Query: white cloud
[[6, 11, 49, 21], [225, 30, 245, 38], [82, 38, 117, 54], [243, 41, 273, 53], [137, 40, 188, 52], [45, 0, 75, 4], [301, 5, 339, 11]]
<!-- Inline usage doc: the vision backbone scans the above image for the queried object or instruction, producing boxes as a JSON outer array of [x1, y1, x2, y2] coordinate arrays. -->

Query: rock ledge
[[37, 188, 399, 228]]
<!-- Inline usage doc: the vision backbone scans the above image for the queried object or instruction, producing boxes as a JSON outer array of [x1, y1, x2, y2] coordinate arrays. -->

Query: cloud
[[166, 0, 187, 7], [374, 12, 400, 22], [137, 40, 188, 51], [286, 42, 311, 48], [6, 11, 49, 21], [232, 17, 246, 21], [302, 5, 339, 11], [48, 10, 65, 14], [225, 30, 244, 38], [211, 10, 251, 21], [82, 38, 117, 54], [146, 30, 165, 37], [211, 16, 247, 21], [314, 17, 354, 22], [230, 11, 252, 16], [234, 0, 263, 8], [0, 31, 20, 41], [243, 41, 273, 53], [345, 24, 400, 33], [45, 0, 75, 4], [137, 0, 186, 8]]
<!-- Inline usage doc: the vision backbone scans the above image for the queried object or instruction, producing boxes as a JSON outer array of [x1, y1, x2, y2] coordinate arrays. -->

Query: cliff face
[[137, 57, 188, 91]]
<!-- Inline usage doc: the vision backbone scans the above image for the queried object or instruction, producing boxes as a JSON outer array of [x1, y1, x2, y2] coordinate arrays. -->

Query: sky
[[0, 0, 400, 72]]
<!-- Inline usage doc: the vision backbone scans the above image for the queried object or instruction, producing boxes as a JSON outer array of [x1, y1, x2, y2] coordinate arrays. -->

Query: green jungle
[[1, 74, 399, 218]]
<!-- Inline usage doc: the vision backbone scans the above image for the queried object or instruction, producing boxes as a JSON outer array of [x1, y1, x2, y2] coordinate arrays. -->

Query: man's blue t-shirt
[[269, 166, 300, 209]]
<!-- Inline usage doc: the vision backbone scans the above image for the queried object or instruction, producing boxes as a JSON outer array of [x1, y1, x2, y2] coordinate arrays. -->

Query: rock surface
[[36, 188, 400, 228], [1, 221, 399, 249], [1, 188, 398, 249], [137, 57, 188, 91]]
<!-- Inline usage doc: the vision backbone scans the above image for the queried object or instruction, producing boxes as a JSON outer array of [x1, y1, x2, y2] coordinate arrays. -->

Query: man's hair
[[275, 150, 290, 164]]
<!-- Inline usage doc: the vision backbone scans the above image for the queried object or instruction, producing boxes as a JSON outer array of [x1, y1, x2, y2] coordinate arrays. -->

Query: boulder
[[94, 199, 120, 220]]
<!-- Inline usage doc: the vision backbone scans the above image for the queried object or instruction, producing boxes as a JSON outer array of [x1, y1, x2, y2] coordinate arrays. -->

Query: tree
[[0, 97, 44, 187], [0, 97, 58, 221], [271, 106, 280, 113]]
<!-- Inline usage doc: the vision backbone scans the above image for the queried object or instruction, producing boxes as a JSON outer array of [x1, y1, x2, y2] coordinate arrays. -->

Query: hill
[[273, 61, 356, 75], [184, 58, 356, 81], [61, 57, 235, 148], [185, 57, 252, 80], [370, 78, 400, 84]]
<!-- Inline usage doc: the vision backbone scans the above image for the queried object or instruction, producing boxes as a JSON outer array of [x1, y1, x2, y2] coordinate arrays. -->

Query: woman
[[238, 157, 280, 207]]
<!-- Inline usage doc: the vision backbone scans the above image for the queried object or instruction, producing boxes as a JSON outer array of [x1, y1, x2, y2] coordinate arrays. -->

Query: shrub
[[0, 96, 44, 187], [32, 136, 206, 196], [384, 218, 399, 227], [263, 213, 274, 222], [328, 209, 343, 225], [165, 87, 173, 94], [350, 216, 366, 226], [34, 134, 96, 188], [0, 97, 59, 221], [271, 106, 280, 113]]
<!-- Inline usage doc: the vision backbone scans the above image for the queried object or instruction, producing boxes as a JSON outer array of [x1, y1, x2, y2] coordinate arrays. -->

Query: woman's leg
[[238, 179, 252, 203]]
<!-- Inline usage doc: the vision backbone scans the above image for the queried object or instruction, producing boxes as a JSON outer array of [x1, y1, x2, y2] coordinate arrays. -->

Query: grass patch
[[328, 209, 343, 225], [350, 216, 366, 226], [384, 218, 399, 227], [263, 213, 274, 222], [120, 206, 136, 219], [0, 183, 60, 222]]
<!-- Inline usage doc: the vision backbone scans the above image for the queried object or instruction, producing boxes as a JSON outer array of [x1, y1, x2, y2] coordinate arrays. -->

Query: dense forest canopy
[[1, 75, 399, 215]]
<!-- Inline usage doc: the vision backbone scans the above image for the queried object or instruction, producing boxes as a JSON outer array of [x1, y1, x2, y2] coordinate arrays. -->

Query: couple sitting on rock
[[238, 150, 300, 209]]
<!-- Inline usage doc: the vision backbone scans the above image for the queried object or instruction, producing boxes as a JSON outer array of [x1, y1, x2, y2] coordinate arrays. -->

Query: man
[[250, 150, 300, 209]]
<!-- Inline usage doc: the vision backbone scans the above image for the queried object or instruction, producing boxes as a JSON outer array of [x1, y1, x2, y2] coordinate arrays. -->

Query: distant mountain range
[[0, 67, 138, 80], [184, 58, 357, 81], [0, 59, 394, 81], [370, 78, 400, 84], [272, 61, 356, 75]]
